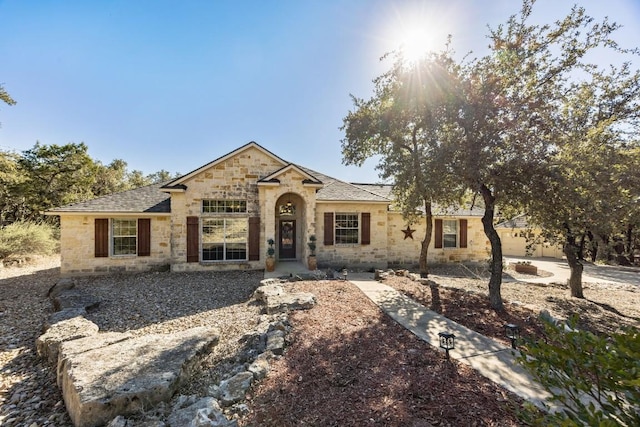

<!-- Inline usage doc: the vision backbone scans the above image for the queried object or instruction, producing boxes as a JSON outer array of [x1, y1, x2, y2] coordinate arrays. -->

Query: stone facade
[[315, 202, 389, 270], [59, 215, 171, 275], [51, 142, 491, 276], [386, 213, 490, 266]]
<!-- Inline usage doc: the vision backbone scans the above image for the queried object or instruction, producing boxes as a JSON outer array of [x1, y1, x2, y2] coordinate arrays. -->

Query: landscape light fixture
[[504, 323, 520, 349], [438, 332, 455, 359]]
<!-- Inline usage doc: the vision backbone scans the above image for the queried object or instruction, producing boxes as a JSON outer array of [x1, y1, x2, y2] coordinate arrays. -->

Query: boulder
[[248, 352, 271, 380], [47, 278, 76, 298], [52, 289, 101, 312], [42, 308, 87, 332], [253, 284, 285, 303], [264, 292, 316, 314], [36, 316, 100, 365], [57, 326, 219, 427], [217, 372, 254, 407], [265, 330, 285, 355], [167, 396, 234, 427]]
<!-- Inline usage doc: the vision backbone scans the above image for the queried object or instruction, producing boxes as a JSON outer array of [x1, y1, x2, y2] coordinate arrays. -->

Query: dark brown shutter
[[95, 218, 109, 257], [248, 217, 260, 261], [324, 212, 334, 245], [186, 216, 199, 263], [137, 218, 151, 256], [434, 219, 443, 249], [361, 212, 371, 245], [459, 219, 468, 248]]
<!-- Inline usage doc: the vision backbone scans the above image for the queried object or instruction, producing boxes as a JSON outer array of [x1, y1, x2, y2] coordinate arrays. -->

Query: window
[[335, 213, 359, 244], [112, 219, 137, 255], [443, 220, 458, 248], [203, 200, 247, 213], [202, 218, 247, 261]]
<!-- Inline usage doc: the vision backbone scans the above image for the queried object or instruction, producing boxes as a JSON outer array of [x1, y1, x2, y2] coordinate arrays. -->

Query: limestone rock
[[264, 292, 316, 314], [253, 284, 284, 303], [42, 308, 87, 332], [47, 278, 75, 298], [36, 316, 100, 365], [247, 352, 271, 380], [167, 396, 234, 427], [58, 327, 219, 427], [217, 372, 254, 407], [52, 289, 101, 312], [265, 330, 285, 355]]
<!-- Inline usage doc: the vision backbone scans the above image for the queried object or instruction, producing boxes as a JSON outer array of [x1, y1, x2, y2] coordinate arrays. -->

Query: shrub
[[517, 316, 640, 426], [0, 221, 59, 259]]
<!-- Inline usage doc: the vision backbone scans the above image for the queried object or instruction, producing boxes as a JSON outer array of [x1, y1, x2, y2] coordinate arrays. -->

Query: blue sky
[[1, 0, 639, 183]]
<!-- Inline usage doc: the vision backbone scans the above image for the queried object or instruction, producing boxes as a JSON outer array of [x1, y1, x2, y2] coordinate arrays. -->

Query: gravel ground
[[2, 257, 638, 426], [0, 256, 264, 427]]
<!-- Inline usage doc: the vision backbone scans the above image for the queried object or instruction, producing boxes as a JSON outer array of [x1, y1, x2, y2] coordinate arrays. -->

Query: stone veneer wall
[[259, 168, 318, 266], [59, 215, 172, 275], [386, 213, 491, 266], [170, 146, 286, 272], [315, 202, 389, 270]]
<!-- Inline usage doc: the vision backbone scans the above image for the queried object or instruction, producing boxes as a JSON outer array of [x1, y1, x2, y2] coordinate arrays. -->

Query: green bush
[[0, 221, 59, 259], [517, 316, 640, 426]]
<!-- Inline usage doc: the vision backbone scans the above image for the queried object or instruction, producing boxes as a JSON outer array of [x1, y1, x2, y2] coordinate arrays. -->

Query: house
[[47, 142, 491, 275], [495, 214, 563, 259]]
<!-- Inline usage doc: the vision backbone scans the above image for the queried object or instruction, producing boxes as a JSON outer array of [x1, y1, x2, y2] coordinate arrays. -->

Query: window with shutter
[[248, 217, 260, 261], [434, 219, 443, 248], [324, 212, 334, 245], [95, 219, 109, 257], [137, 218, 151, 256], [186, 216, 199, 263], [361, 212, 371, 245], [459, 219, 468, 248]]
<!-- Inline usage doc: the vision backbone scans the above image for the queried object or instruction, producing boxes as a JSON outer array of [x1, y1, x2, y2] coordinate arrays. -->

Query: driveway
[[504, 256, 640, 288]]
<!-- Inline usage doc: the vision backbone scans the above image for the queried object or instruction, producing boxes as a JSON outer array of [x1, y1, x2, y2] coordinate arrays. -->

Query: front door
[[279, 220, 296, 259]]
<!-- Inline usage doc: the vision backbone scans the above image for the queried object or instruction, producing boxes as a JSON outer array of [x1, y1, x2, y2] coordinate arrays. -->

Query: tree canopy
[[0, 142, 180, 225], [341, 0, 640, 308]]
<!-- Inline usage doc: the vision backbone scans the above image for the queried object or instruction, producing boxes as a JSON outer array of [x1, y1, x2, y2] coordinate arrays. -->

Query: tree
[[17, 142, 96, 220], [341, 49, 464, 276], [442, 0, 640, 305], [0, 150, 25, 225], [0, 84, 16, 106], [522, 14, 640, 297]]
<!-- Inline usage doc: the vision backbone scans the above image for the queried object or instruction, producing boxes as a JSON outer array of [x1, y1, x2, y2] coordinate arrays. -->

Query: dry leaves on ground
[[240, 281, 524, 427]]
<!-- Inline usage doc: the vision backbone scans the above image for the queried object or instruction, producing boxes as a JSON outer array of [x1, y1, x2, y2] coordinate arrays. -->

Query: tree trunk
[[595, 234, 609, 263], [564, 240, 584, 298], [419, 200, 433, 277], [479, 184, 503, 310]]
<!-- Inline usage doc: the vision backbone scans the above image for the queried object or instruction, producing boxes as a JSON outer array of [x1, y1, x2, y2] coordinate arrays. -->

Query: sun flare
[[397, 27, 434, 64]]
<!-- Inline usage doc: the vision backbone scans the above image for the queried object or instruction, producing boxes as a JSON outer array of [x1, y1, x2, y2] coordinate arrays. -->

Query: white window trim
[[442, 219, 458, 249], [334, 212, 360, 245], [111, 218, 137, 257]]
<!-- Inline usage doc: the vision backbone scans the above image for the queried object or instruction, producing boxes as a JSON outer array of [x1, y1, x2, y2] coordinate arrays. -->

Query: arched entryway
[[275, 193, 305, 260]]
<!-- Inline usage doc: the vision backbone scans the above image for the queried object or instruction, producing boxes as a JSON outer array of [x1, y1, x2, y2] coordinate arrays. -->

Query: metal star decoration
[[402, 225, 416, 240]]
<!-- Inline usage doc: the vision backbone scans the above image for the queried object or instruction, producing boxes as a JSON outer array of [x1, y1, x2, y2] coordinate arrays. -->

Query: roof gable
[[161, 141, 287, 190], [258, 164, 322, 186]]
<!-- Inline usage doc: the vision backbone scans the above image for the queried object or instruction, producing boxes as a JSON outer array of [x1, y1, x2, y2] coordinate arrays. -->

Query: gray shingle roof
[[47, 182, 171, 214], [495, 214, 529, 229], [296, 166, 391, 202]]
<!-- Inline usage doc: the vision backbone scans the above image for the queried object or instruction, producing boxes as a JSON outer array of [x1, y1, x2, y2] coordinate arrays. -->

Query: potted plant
[[265, 238, 276, 272], [307, 235, 317, 271]]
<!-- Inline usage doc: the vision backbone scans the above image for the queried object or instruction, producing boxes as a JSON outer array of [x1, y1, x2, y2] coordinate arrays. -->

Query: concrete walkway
[[348, 273, 552, 411]]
